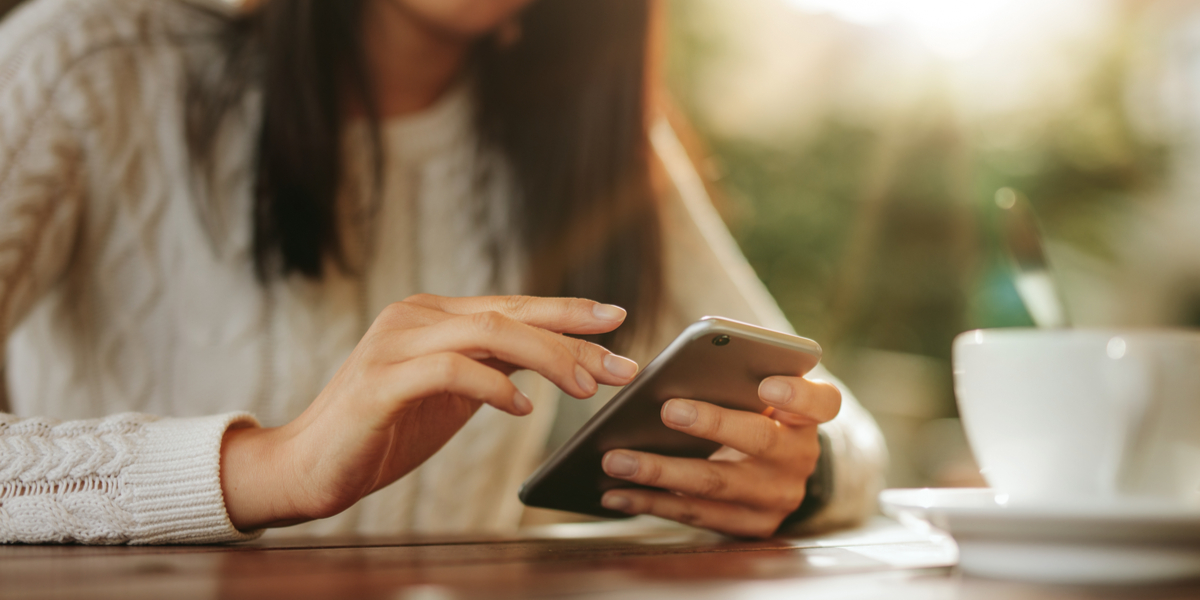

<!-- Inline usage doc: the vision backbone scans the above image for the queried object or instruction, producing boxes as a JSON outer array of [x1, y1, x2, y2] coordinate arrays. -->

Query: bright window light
[[784, 0, 1011, 60]]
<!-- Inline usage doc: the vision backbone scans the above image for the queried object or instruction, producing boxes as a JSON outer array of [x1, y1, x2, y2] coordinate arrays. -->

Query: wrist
[[220, 424, 305, 531]]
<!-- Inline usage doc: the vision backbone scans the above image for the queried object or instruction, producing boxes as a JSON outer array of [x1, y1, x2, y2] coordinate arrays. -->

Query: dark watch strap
[[777, 430, 834, 530]]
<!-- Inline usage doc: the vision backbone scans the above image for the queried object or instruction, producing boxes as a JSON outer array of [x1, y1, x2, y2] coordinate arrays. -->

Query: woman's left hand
[[599, 376, 842, 538]]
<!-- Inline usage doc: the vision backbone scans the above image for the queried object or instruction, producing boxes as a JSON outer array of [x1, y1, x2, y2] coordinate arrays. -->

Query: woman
[[0, 0, 884, 543]]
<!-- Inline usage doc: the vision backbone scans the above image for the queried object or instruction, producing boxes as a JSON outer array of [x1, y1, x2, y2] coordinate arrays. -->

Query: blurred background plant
[[664, 0, 1191, 488]]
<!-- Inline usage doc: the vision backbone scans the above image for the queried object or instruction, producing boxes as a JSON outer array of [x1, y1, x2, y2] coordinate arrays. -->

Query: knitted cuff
[[122, 412, 263, 544]]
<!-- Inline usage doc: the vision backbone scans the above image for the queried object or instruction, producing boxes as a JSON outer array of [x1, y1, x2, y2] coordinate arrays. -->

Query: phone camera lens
[[712, 335, 730, 346]]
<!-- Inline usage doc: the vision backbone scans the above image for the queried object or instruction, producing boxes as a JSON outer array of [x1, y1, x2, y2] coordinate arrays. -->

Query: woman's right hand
[[219, 294, 638, 530]]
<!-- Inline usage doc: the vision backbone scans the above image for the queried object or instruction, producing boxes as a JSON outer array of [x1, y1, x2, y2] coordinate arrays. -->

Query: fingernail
[[603, 451, 639, 477], [513, 391, 533, 415], [603, 354, 638, 380], [593, 303, 627, 321], [760, 378, 793, 405], [576, 364, 597, 394], [602, 494, 632, 511], [662, 399, 697, 427]]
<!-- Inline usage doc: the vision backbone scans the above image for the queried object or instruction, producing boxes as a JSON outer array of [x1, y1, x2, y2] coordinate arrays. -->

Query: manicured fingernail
[[760, 378, 793, 405], [602, 494, 632, 511], [603, 451, 639, 477], [603, 354, 638, 380], [576, 364, 597, 394], [513, 391, 533, 415], [662, 399, 697, 427], [593, 303, 627, 321]]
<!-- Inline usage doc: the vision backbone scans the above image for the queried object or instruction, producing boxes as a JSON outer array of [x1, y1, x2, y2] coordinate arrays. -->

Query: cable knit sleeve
[[0, 411, 262, 544], [0, 0, 263, 544], [649, 119, 888, 533]]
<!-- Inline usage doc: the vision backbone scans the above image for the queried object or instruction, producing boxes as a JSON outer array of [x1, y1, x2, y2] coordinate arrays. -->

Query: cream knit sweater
[[0, 0, 886, 544]]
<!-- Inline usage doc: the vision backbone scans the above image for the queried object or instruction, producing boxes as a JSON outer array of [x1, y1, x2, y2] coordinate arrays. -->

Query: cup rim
[[954, 327, 1200, 347]]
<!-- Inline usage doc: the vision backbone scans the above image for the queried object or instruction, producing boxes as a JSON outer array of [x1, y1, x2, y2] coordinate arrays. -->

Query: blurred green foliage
[[665, 0, 1166, 371]]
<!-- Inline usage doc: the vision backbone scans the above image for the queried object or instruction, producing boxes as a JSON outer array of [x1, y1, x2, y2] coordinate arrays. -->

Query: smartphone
[[518, 316, 823, 518]]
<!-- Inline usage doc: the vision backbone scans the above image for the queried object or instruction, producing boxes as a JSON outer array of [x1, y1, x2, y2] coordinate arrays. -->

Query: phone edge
[[517, 318, 821, 505]]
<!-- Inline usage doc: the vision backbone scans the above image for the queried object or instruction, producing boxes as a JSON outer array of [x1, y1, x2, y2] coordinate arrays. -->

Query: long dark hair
[[187, 0, 663, 350]]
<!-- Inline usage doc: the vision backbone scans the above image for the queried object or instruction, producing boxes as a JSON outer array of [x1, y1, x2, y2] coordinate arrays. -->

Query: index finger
[[402, 294, 626, 335]]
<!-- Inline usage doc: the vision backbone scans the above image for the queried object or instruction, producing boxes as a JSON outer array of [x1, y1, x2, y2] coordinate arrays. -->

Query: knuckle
[[471, 310, 508, 335], [428, 352, 463, 382], [639, 457, 664, 485], [703, 408, 725, 438], [500, 295, 533, 318], [782, 486, 807, 512], [697, 468, 728, 498], [573, 298, 597, 318], [550, 337, 582, 368], [751, 423, 781, 457], [796, 436, 821, 468], [672, 506, 704, 527], [402, 293, 438, 306], [567, 337, 600, 363], [375, 301, 408, 324], [771, 479, 806, 511]]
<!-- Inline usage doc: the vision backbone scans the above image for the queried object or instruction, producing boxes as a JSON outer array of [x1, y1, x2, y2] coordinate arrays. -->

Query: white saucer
[[880, 488, 1200, 584]]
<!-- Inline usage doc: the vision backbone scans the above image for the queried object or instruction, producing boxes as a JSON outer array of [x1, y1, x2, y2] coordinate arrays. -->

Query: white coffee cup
[[953, 328, 1200, 505]]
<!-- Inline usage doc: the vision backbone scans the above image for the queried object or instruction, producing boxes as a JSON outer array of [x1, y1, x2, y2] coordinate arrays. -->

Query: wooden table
[[1, 517, 1197, 599]]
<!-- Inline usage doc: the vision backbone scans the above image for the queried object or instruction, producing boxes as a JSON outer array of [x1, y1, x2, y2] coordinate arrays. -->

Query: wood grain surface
[[0, 518, 1196, 600]]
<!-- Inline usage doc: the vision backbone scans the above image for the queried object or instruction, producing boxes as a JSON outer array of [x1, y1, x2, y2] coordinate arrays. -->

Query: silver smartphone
[[518, 316, 823, 518]]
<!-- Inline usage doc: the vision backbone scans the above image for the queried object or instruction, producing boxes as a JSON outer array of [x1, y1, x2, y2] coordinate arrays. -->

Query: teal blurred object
[[994, 187, 1071, 328]]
